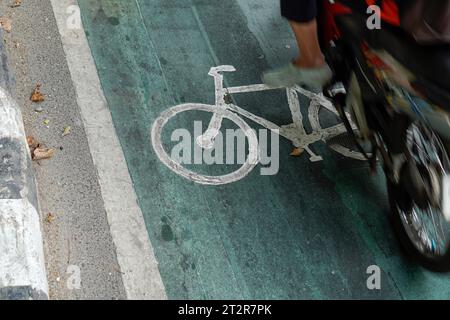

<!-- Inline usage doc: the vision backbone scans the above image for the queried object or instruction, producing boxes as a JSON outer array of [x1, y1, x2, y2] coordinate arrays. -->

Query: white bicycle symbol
[[151, 65, 365, 185]]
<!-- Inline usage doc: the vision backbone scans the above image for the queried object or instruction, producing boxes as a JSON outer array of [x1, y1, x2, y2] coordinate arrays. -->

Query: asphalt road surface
[[4, 0, 450, 299], [76, 0, 450, 299]]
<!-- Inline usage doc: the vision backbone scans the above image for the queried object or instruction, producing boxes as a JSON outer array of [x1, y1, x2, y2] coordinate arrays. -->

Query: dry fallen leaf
[[27, 136, 55, 161], [27, 136, 39, 155], [31, 84, 45, 103], [290, 148, 304, 157], [45, 213, 56, 224], [0, 16, 12, 33], [33, 146, 55, 161], [62, 126, 71, 137], [11, 0, 22, 8], [27, 136, 38, 149]]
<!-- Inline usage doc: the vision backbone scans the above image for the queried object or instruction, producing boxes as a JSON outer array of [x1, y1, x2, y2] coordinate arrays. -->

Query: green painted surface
[[78, 0, 450, 299]]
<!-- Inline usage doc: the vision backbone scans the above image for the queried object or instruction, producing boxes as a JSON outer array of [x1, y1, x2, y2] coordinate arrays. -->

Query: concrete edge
[[0, 29, 49, 300]]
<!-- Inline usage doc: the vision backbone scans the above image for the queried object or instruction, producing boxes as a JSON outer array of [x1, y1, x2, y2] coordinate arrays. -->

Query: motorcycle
[[321, 0, 450, 271]]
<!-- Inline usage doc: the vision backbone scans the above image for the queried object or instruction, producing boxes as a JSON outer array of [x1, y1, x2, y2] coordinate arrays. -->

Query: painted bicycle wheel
[[151, 103, 259, 185], [308, 98, 368, 161]]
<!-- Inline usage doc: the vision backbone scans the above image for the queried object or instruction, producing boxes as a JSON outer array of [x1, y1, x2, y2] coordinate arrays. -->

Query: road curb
[[0, 29, 48, 300]]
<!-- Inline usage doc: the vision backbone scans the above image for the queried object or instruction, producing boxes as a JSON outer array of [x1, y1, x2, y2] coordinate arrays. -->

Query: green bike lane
[[77, 0, 450, 299]]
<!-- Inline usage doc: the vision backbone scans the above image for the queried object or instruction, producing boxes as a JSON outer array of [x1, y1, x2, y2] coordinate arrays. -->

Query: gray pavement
[[0, 26, 47, 299], [0, 0, 126, 299]]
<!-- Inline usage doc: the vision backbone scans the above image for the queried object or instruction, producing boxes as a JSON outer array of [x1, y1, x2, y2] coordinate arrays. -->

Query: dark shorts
[[280, 0, 318, 23]]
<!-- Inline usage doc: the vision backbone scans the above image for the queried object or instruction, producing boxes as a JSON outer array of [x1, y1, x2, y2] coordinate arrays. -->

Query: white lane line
[[50, 0, 167, 299]]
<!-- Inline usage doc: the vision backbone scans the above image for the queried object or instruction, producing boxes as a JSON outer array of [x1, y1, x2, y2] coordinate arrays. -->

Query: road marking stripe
[[50, 0, 167, 300]]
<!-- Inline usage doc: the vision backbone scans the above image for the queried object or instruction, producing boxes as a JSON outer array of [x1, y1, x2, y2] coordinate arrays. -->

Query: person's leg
[[281, 0, 325, 68], [290, 19, 326, 68], [263, 0, 332, 88]]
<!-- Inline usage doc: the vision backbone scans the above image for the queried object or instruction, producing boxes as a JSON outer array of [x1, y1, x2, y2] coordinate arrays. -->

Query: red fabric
[[322, 1, 352, 42], [381, 0, 400, 26], [322, 0, 401, 43], [366, 0, 401, 26]]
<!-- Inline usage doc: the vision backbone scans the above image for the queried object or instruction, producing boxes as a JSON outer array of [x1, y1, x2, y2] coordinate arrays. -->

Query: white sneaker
[[262, 63, 333, 88]]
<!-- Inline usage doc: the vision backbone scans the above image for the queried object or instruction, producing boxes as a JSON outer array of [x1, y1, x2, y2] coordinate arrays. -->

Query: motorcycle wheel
[[388, 122, 450, 272]]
